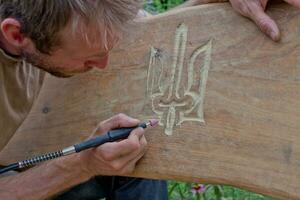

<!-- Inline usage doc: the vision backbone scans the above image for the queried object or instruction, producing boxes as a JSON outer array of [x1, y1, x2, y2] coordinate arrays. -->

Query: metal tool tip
[[149, 119, 159, 127]]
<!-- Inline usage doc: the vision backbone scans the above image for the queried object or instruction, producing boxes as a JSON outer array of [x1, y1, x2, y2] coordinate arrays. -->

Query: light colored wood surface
[[1, 3, 300, 199]]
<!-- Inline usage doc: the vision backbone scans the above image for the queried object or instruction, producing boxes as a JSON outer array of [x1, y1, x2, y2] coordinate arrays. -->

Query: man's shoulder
[[0, 56, 45, 151]]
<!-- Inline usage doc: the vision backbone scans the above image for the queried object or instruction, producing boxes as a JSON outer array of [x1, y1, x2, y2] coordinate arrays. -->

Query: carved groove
[[147, 23, 213, 135]]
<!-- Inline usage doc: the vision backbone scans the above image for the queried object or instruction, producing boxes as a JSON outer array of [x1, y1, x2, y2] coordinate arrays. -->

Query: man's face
[[22, 23, 117, 78]]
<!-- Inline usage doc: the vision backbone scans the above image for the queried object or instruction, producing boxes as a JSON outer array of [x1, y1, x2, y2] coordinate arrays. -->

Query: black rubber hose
[[0, 163, 19, 174]]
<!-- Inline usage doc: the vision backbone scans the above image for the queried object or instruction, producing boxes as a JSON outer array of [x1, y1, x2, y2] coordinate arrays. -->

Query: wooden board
[[1, 2, 300, 199]]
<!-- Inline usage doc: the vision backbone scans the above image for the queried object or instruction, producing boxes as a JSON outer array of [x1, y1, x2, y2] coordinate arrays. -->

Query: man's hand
[[79, 113, 147, 177], [0, 114, 147, 200], [229, 0, 300, 41]]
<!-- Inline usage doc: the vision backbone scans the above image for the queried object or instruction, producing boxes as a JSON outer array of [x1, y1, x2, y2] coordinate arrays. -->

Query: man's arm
[[0, 154, 89, 199], [0, 114, 147, 200]]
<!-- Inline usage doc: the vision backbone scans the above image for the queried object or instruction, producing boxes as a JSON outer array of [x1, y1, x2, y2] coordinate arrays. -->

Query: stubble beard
[[21, 51, 73, 78]]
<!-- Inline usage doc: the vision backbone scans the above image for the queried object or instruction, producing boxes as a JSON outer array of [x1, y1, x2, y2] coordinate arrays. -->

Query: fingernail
[[270, 31, 279, 41]]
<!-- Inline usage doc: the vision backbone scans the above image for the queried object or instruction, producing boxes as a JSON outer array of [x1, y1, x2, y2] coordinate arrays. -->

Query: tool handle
[[74, 134, 110, 152], [74, 123, 146, 153]]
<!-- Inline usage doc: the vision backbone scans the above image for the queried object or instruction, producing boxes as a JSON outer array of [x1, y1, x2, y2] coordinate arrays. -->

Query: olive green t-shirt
[[0, 49, 45, 151]]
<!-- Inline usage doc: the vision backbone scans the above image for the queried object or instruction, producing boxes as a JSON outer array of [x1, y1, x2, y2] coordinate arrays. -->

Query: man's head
[[0, 0, 141, 77]]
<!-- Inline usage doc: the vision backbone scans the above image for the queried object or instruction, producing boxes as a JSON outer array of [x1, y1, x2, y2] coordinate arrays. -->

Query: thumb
[[248, 5, 280, 41]]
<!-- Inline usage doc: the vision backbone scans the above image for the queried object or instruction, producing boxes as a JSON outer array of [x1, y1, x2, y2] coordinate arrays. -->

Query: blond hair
[[0, 0, 141, 53]]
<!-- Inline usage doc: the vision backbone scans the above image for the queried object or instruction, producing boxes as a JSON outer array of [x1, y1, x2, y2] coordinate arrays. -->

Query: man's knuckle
[[131, 140, 141, 151], [101, 152, 115, 161], [240, 4, 252, 15], [257, 18, 270, 32], [116, 113, 126, 120], [111, 162, 123, 171], [231, 0, 257, 16], [235, 0, 244, 8], [135, 143, 141, 151], [231, 0, 244, 9], [137, 127, 145, 133], [132, 128, 144, 138]]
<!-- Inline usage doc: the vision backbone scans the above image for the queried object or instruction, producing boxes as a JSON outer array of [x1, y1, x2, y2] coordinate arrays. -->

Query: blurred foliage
[[168, 181, 275, 200], [144, 0, 185, 13]]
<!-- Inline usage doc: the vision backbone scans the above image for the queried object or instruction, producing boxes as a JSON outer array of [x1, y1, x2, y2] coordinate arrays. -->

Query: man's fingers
[[115, 136, 148, 175], [128, 127, 145, 140], [97, 127, 146, 160], [118, 150, 146, 175], [248, 6, 280, 41], [94, 128, 147, 174], [284, 0, 300, 8], [229, 0, 281, 41], [93, 113, 140, 135], [112, 142, 146, 174]]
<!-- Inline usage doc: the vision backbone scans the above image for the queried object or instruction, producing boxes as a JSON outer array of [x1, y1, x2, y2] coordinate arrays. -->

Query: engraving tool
[[0, 119, 159, 174]]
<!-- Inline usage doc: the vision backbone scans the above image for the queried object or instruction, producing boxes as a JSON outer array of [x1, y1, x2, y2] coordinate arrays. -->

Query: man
[[0, 1, 166, 199], [0, 0, 298, 200]]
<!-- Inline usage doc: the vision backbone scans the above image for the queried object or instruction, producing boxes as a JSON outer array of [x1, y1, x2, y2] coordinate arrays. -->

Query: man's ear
[[0, 18, 31, 53]]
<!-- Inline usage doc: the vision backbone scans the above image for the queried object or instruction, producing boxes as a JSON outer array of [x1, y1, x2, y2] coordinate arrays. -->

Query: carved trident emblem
[[147, 23, 212, 135]]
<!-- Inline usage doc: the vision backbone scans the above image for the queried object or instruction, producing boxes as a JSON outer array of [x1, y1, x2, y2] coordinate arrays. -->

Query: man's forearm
[[0, 154, 90, 200]]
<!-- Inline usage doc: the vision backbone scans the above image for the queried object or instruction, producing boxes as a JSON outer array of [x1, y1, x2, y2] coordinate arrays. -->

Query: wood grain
[[1, 3, 300, 199]]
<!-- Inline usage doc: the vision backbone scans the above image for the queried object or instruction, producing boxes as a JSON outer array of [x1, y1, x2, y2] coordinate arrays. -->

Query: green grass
[[144, 1, 276, 199]]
